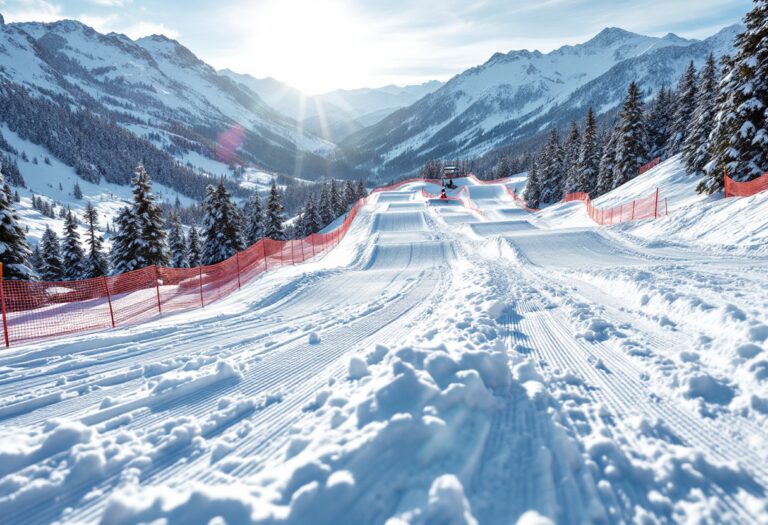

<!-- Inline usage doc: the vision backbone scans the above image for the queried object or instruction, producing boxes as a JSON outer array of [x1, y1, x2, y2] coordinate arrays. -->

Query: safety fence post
[[103, 276, 116, 328], [154, 266, 162, 313], [724, 162, 729, 198], [0, 263, 9, 348], [665, 198, 668, 216], [235, 252, 242, 289], [631, 201, 636, 221], [654, 188, 660, 218], [263, 241, 269, 271], [310, 235, 316, 258], [291, 240, 296, 265], [198, 265, 204, 307]]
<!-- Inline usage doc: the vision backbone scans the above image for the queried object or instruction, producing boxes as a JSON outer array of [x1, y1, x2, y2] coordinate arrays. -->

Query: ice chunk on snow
[[423, 474, 478, 525], [348, 356, 370, 380], [308, 332, 321, 345], [516, 510, 555, 525]]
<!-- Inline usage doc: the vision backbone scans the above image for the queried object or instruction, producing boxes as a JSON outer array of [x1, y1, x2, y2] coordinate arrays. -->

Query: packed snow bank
[[532, 155, 768, 253]]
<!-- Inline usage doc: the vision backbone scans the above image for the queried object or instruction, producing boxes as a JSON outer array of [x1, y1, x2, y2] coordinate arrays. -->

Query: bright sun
[[243, 0, 371, 94]]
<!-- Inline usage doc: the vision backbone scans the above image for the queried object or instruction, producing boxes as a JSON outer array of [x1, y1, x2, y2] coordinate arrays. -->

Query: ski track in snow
[[1, 164, 767, 524]]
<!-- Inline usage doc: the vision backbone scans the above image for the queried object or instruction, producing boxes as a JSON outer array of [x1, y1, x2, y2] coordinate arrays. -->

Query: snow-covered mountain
[[0, 17, 357, 196], [344, 25, 743, 178], [220, 70, 442, 142]]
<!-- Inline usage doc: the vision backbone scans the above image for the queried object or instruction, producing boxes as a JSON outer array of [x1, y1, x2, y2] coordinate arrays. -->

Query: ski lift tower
[[442, 164, 459, 187]]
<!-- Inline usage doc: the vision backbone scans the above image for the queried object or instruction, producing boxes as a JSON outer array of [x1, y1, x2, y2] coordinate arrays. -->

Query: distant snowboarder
[[446, 178, 457, 189]]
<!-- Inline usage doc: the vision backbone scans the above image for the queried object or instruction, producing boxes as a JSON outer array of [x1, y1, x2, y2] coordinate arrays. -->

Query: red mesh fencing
[[725, 172, 768, 198], [0, 198, 365, 347], [639, 157, 661, 175], [563, 188, 667, 225]]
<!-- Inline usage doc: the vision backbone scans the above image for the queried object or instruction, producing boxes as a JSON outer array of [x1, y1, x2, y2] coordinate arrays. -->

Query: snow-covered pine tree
[[646, 86, 675, 159], [202, 182, 244, 265], [561, 121, 581, 194], [73, 182, 83, 200], [265, 180, 286, 240], [684, 54, 719, 178], [243, 192, 264, 246], [82, 201, 108, 278], [698, 55, 740, 193], [40, 226, 64, 281], [109, 207, 140, 275], [727, 0, 768, 181], [304, 193, 322, 235], [30, 243, 43, 277], [167, 213, 189, 268], [330, 179, 345, 217], [612, 81, 648, 189], [187, 225, 202, 267], [574, 107, 601, 195], [596, 128, 620, 196], [0, 174, 34, 280], [524, 155, 541, 206], [61, 210, 86, 280], [494, 156, 514, 180], [131, 164, 168, 268], [294, 207, 308, 238], [343, 180, 357, 208], [668, 62, 698, 154], [538, 129, 564, 203], [356, 178, 368, 200], [318, 182, 333, 225]]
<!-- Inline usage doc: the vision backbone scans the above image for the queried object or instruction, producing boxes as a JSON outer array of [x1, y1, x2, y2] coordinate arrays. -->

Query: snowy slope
[[1, 171, 767, 523], [0, 18, 346, 194], [346, 25, 742, 177]]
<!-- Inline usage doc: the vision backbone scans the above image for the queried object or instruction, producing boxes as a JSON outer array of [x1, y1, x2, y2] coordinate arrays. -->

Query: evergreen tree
[[0, 174, 34, 280], [356, 178, 368, 200], [646, 86, 675, 159], [202, 182, 245, 265], [727, 1, 768, 180], [131, 163, 168, 268], [524, 155, 541, 206], [40, 226, 64, 281], [699, 55, 741, 193], [330, 179, 345, 217], [243, 192, 264, 246], [73, 182, 83, 200], [295, 207, 308, 238], [318, 182, 333, 225], [343, 180, 357, 208], [82, 201, 108, 278], [538, 129, 564, 203], [109, 207, 140, 275], [30, 243, 44, 278], [61, 210, 86, 280], [612, 81, 648, 188], [167, 213, 189, 268], [684, 53, 719, 178], [561, 121, 582, 194], [494, 156, 514, 180], [264, 180, 286, 240], [668, 62, 698, 154], [574, 107, 601, 195], [304, 193, 322, 234], [187, 225, 202, 267], [596, 128, 620, 196]]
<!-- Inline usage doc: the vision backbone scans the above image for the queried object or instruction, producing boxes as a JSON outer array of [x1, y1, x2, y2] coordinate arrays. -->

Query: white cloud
[[1, 0, 63, 23], [88, 0, 131, 6], [118, 21, 179, 40]]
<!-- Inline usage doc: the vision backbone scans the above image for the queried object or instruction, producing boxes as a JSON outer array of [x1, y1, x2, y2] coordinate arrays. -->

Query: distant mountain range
[[0, 13, 745, 196], [219, 70, 442, 143], [342, 25, 743, 178]]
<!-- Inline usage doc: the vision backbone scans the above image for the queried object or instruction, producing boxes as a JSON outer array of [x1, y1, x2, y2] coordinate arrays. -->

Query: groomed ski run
[[1, 156, 767, 525]]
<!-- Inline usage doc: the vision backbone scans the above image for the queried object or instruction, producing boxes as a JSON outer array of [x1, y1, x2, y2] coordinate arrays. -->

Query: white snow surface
[[1, 159, 768, 524]]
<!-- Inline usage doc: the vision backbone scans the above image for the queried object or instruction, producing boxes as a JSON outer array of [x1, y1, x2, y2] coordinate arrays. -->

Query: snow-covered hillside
[[0, 17, 353, 199], [2, 160, 767, 523], [346, 25, 742, 177]]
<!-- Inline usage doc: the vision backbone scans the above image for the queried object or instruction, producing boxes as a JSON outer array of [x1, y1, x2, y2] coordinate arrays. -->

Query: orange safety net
[[562, 189, 667, 225], [639, 157, 661, 175], [0, 198, 365, 347], [725, 172, 768, 198]]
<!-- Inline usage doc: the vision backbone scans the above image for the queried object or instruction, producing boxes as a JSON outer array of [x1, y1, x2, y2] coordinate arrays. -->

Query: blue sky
[[0, 0, 754, 93]]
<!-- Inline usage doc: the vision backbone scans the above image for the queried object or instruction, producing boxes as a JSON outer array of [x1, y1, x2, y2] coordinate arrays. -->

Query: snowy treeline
[[521, 3, 767, 203]]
